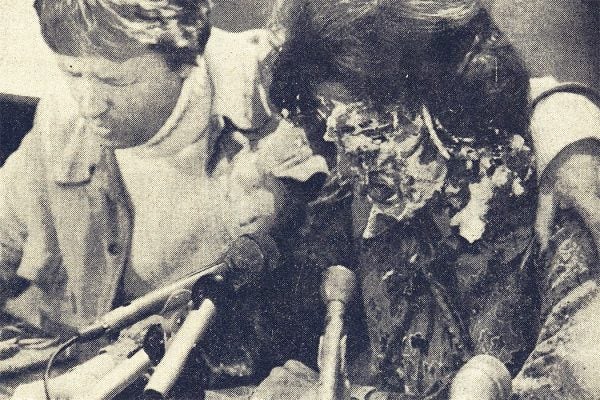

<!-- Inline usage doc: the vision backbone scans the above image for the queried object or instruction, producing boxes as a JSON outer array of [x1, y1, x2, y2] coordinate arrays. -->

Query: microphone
[[73, 234, 279, 400], [77, 325, 166, 400], [143, 277, 232, 399], [449, 354, 512, 400], [318, 265, 357, 400], [77, 233, 279, 341], [74, 349, 153, 400]]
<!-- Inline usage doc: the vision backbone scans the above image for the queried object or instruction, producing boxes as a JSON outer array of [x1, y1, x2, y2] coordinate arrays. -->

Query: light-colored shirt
[[114, 54, 328, 298], [0, 27, 329, 331]]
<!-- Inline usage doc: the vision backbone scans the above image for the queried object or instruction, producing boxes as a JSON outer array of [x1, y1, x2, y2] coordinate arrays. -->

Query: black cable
[[43, 335, 79, 400]]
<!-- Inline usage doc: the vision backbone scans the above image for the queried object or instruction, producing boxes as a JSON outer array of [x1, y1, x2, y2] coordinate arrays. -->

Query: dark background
[[490, 0, 599, 90], [2, 0, 598, 165], [0, 95, 38, 165]]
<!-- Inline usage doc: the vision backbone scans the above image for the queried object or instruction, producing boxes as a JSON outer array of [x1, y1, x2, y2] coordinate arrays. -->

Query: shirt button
[[108, 242, 122, 255]]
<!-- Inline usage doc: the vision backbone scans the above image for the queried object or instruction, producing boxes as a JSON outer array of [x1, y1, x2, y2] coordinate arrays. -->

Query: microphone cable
[[43, 335, 80, 400]]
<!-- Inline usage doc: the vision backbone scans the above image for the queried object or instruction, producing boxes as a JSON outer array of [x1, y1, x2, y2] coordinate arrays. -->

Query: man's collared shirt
[[0, 38, 328, 334]]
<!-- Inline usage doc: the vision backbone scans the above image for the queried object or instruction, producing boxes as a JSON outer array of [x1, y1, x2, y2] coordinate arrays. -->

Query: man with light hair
[[0, 0, 350, 397]]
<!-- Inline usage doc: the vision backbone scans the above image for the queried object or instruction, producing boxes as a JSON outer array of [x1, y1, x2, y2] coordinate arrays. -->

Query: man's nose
[[78, 81, 110, 119]]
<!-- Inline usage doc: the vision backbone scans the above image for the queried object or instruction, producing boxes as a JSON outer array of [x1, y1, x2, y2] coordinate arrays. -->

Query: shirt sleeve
[[0, 96, 55, 305], [512, 209, 600, 397], [0, 133, 32, 304], [530, 77, 600, 182]]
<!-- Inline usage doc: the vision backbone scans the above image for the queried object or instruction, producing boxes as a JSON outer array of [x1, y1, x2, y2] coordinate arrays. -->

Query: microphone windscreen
[[191, 276, 234, 307], [450, 354, 512, 400], [223, 233, 281, 291]]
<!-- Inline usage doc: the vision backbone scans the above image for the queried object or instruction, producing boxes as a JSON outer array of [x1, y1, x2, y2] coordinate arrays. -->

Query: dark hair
[[271, 0, 530, 137], [33, 0, 210, 69]]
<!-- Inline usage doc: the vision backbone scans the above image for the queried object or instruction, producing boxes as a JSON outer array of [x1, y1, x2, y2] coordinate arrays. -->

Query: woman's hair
[[271, 0, 530, 137], [34, 0, 210, 69]]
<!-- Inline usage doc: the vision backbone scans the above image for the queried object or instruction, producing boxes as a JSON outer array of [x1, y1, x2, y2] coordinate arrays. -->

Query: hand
[[536, 141, 600, 254], [250, 360, 319, 400], [251, 360, 388, 400]]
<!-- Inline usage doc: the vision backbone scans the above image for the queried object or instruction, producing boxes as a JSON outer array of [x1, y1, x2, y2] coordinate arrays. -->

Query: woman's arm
[[513, 209, 600, 398], [531, 88, 600, 254]]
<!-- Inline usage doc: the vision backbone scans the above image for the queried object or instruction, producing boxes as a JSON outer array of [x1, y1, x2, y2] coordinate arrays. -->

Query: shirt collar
[[205, 27, 281, 131], [132, 57, 213, 156], [54, 36, 271, 185], [53, 118, 104, 185]]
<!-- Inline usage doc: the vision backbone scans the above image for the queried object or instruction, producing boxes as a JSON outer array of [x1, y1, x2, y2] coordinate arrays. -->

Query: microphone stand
[[43, 233, 278, 400], [76, 233, 278, 342]]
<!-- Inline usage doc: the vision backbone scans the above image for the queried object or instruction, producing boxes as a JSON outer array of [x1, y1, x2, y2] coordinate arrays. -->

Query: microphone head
[[191, 276, 233, 307], [223, 233, 281, 291], [321, 265, 357, 304], [143, 324, 167, 365], [450, 354, 512, 400]]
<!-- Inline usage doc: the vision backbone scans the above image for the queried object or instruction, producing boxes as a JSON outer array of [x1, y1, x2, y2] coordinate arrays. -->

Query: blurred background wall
[[0, 1, 63, 98], [488, 0, 599, 90]]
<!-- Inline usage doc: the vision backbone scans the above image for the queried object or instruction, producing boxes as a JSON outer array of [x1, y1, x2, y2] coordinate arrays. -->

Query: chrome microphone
[[144, 233, 280, 399], [77, 233, 279, 341], [318, 265, 357, 400], [75, 349, 153, 400], [143, 277, 231, 399], [449, 354, 512, 400]]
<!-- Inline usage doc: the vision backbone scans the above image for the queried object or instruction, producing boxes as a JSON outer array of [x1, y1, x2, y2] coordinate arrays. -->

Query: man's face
[[57, 52, 185, 148]]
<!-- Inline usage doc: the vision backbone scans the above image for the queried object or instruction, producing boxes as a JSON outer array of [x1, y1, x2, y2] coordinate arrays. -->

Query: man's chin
[[86, 121, 156, 149]]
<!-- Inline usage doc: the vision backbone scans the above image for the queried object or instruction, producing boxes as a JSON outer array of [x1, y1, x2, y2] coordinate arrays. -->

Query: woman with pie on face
[[252, 0, 600, 398], [0, 0, 355, 397]]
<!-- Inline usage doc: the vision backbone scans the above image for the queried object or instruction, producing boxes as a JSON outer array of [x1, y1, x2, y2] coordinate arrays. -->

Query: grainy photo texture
[[0, 0, 599, 399]]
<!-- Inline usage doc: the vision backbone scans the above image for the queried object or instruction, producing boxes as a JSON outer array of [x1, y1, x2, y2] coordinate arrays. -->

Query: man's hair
[[34, 0, 210, 69]]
